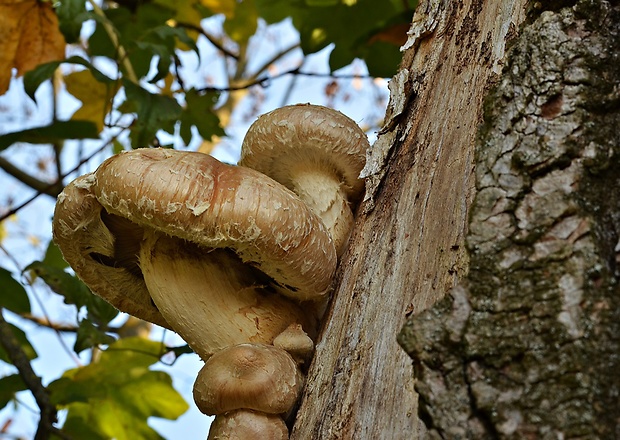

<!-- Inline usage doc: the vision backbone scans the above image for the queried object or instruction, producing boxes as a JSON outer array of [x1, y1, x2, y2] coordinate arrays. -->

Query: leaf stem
[[87, 0, 138, 83]]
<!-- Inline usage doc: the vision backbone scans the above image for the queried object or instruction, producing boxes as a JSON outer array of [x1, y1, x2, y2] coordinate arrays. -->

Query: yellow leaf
[[159, 72, 176, 97], [65, 70, 118, 133], [162, 0, 202, 25], [223, 0, 257, 45], [201, 0, 235, 17], [0, 0, 66, 94]]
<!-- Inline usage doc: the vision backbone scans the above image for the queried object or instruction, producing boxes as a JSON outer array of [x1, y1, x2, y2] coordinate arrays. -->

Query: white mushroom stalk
[[240, 104, 369, 257], [53, 148, 339, 437]]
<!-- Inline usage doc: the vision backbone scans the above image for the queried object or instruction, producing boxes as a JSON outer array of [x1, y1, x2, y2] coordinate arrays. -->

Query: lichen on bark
[[399, 1, 620, 438]]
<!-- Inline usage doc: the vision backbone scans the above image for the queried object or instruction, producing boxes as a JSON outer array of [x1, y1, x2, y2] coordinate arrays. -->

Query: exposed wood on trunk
[[291, 1, 528, 438]]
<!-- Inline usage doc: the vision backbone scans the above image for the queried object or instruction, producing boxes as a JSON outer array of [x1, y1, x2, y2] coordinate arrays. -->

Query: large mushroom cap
[[239, 104, 368, 205], [93, 148, 336, 300], [53, 149, 338, 329]]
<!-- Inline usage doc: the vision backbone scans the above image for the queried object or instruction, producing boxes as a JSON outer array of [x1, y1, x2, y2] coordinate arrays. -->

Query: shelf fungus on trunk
[[240, 104, 369, 257], [53, 148, 339, 437]]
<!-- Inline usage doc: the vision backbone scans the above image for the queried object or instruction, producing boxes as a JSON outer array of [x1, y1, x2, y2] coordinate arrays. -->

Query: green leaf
[[26, 261, 92, 307], [179, 89, 224, 145], [57, 0, 88, 43], [24, 55, 113, 102], [0, 267, 30, 314], [43, 240, 69, 270], [49, 338, 188, 440], [121, 81, 182, 147], [25, 261, 118, 325], [74, 319, 116, 354], [138, 26, 199, 83], [307, 0, 338, 4], [0, 323, 37, 363], [362, 40, 403, 78], [87, 296, 119, 326], [256, 0, 415, 77], [0, 374, 27, 410], [223, 0, 258, 45], [88, 3, 177, 80], [0, 120, 99, 151]]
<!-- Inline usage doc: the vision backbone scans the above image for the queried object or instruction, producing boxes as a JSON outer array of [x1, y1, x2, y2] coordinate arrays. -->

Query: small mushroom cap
[[193, 343, 303, 415], [273, 323, 314, 366], [93, 148, 336, 301], [52, 174, 169, 328], [208, 410, 288, 440], [239, 104, 369, 205]]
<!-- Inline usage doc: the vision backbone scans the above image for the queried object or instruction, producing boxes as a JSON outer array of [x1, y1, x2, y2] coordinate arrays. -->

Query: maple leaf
[[0, 0, 66, 94], [65, 70, 118, 133]]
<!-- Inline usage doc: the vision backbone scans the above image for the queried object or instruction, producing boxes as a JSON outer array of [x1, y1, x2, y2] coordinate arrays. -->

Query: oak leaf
[[0, 0, 66, 94]]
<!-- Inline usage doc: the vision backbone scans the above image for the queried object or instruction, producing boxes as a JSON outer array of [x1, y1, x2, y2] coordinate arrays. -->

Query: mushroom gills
[[88, 211, 144, 278], [139, 231, 316, 360]]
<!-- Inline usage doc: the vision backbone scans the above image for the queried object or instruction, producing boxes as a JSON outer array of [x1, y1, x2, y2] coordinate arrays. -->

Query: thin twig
[[87, 0, 138, 83], [248, 43, 301, 81], [197, 68, 374, 94], [175, 22, 239, 60]]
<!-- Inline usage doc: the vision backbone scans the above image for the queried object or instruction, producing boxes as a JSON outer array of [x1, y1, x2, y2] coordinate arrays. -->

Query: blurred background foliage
[[0, 0, 415, 438]]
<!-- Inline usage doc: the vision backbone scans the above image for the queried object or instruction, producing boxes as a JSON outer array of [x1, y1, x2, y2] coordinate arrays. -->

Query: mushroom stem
[[285, 167, 354, 257], [139, 232, 316, 360]]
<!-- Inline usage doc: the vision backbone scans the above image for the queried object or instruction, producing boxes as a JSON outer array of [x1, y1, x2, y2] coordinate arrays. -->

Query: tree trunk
[[398, 1, 620, 438], [291, 0, 529, 438]]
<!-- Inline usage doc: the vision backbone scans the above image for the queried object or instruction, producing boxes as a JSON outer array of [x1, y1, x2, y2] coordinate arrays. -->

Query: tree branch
[[0, 310, 57, 440], [247, 43, 301, 80], [0, 157, 63, 198], [18, 313, 127, 335], [0, 140, 113, 223]]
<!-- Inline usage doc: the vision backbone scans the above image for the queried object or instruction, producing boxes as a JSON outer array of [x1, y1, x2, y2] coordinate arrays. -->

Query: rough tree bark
[[399, 1, 620, 438], [291, 0, 530, 438]]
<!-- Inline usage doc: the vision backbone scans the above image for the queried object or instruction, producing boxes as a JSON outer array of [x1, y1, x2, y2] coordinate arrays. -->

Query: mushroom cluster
[[53, 104, 368, 438]]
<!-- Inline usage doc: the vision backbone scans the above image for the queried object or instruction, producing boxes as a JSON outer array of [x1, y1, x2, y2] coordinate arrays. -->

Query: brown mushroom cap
[[193, 343, 303, 416], [93, 148, 336, 301], [208, 410, 288, 440], [273, 323, 314, 366], [239, 104, 368, 255], [53, 149, 338, 329], [239, 104, 368, 203]]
